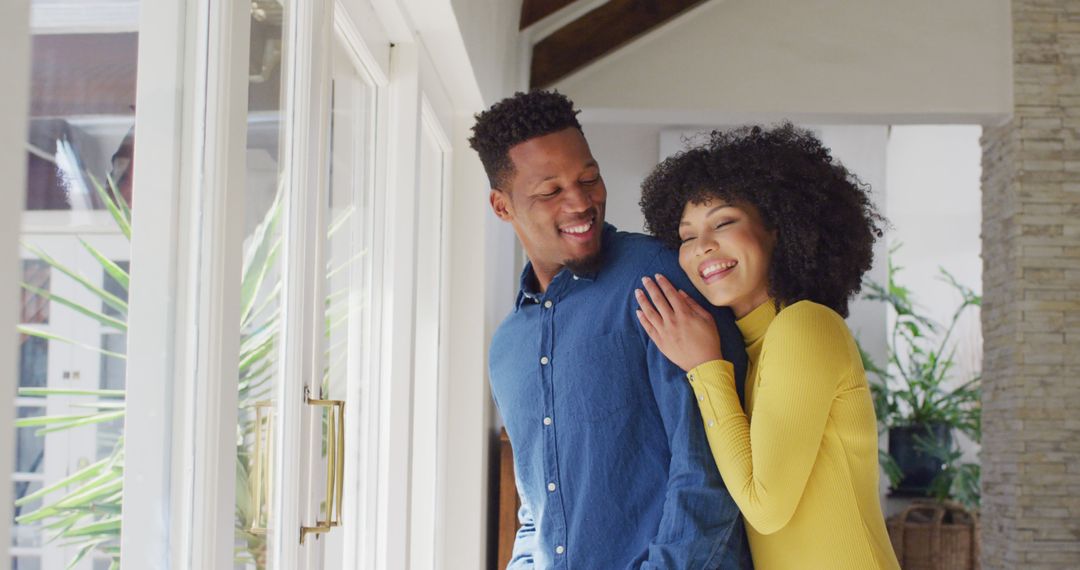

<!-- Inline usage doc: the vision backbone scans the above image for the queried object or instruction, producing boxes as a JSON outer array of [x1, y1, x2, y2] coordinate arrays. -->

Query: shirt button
[[540, 356, 550, 365], [543, 417, 552, 426], [707, 420, 715, 427], [698, 395, 704, 402], [688, 372, 696, 382], [544, 300, 553, 309], [548, 482, 557, 492], [572, 275, 579, 280], [556, 545, 565, 554]]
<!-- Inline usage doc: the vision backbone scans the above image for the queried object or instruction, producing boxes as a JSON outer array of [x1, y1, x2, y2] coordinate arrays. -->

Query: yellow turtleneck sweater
[[688, 300, 899, 570]]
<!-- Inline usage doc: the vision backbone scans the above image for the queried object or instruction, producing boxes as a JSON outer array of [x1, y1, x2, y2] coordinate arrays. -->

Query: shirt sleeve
[[687, 302, 851, 535], [636, 255, 752, 569]]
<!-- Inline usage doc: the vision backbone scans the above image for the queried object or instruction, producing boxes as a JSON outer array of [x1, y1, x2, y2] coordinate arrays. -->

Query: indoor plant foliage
[[16, 171, 352, 568], [861, 253, 982, 511]]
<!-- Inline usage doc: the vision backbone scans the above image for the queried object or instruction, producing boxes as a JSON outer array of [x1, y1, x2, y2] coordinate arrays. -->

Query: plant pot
[[888, 423, 951, 495], [887, 500, 980, 570]]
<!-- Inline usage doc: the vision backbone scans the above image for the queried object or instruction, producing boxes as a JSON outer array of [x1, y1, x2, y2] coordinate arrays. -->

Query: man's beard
[[563, 248, 605, 276]]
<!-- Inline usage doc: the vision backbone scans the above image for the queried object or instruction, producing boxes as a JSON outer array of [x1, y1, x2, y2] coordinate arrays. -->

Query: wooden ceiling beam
[[520, 0, 580, 30], [530, 0, 707, 88]]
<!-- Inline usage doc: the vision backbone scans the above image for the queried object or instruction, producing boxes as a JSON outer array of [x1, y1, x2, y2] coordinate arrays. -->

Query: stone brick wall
[[980, 1, 1080, 567]]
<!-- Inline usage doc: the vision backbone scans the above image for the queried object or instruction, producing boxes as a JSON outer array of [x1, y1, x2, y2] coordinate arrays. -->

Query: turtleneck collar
[[736, 299, 777, 346]]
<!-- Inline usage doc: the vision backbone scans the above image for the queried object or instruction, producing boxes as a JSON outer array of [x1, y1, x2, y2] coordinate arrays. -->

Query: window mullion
[[0, 2, 32, 566]]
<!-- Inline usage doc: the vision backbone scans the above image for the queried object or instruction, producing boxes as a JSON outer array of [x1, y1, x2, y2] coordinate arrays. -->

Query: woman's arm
[[692, 303, 849, 534], [637, 283, 850, 535]]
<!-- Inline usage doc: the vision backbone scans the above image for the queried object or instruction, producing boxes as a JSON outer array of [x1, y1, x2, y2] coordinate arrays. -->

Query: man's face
[[490, 128, 607, 284]]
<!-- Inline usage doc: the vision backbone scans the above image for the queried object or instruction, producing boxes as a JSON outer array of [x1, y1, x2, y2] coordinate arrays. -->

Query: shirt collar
[[513, 224, 615, 312]]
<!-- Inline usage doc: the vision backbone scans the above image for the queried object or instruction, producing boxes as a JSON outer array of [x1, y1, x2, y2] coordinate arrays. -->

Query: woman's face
[[678, 198, 776, 318]]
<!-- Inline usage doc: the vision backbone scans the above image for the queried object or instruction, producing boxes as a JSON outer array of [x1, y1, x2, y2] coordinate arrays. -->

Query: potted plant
[[861, 254, 983, 569], [861, 253, 981, 508]]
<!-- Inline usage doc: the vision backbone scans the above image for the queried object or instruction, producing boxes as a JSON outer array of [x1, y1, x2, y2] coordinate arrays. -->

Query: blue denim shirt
[[490, 225, 753, 569]]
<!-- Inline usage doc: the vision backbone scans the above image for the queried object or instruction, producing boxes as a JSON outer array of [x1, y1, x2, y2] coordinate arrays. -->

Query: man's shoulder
[[604, 228, 676, 273], [490, 308, 522, 351]]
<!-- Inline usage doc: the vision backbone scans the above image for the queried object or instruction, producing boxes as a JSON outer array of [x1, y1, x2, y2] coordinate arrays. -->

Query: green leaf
[[64, 517, 121, 538], [67, 537, 111, 569], [105, 175, 132, 225], [17, 325, 126, 361], [239, 192, 283, 324], [16, 457, 111, 507], [20, 282, 127, 332], [91, 175, 131, 240], [18, 387, 125, 399], [34, 411, 126, 435], [78, 237, 130, 292], [16, 413, 106, 428], [20, 241, 128, 315]]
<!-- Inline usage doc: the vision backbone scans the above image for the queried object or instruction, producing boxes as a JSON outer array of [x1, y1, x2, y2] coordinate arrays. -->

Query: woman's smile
[[678, 199, 775, 318]]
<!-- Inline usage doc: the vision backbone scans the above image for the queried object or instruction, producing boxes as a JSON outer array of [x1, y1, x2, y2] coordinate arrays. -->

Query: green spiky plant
[[15, 173, 133, 570], [860, 250, 982, 511], [15, 165, 353, 568]]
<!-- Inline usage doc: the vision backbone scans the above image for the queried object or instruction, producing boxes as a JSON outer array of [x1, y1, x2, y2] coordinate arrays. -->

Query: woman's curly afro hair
[[639, 123, 884, 318]]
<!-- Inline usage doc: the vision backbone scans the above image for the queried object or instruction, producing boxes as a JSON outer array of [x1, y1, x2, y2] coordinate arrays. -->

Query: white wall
[[450, 0, 522, 104], [885, 126, 983, 384], [584, 123, 663, 233], [884, 126, 983, 471], [553, 0, 1011, 124]]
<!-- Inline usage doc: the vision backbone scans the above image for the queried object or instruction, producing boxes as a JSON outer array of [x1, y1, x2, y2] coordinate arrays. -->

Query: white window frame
[[0, 1, 32, 566], [2, 0, 508, 567], [330, 4, 391, 568], [119, 0, 252, 567]]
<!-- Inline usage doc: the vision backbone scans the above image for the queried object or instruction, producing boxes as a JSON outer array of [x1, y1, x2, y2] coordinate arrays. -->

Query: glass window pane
[[237, 4, 288, 568], [13, 480, 43, 548], [27, 32, 136, 211], [18, 335, 47, 389], [20, 260, 49, 324], [12, 556, 41, 570], [15, 408, 45, 474], [100, 334, 126, 391], [16, 3, 140, 568], [98, 333, 125, 460], [102, 261, 129, 318]]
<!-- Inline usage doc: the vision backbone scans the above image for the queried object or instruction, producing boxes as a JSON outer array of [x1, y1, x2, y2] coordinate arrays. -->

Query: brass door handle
[[250, 400, 274, 535], [301, 387, 345, 544]]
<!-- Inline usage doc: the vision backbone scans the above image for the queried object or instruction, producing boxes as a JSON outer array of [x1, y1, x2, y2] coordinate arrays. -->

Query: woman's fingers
[[679, 290, 714, 321], [655, 274, 687, 316], [635, 288, 663, 328], [636, 310, 659, 343], [641, 276, 674, 320]]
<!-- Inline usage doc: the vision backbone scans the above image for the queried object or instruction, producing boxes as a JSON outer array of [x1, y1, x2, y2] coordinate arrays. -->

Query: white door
[[233, 3, 383, 569]]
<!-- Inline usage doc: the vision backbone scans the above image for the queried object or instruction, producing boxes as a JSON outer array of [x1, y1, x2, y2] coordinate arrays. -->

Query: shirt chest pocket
[[556, 331, 644, 424]]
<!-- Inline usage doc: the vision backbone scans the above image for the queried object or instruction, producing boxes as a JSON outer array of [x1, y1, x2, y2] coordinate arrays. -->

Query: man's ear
[[490, 189, 513, 222]]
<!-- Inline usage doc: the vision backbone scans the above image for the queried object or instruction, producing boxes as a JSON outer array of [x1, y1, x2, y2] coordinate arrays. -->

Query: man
[[471, 90, 753, 569]]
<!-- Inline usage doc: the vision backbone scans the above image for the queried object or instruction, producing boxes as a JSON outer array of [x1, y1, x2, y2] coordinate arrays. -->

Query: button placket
[[538, 292, 568, 564]]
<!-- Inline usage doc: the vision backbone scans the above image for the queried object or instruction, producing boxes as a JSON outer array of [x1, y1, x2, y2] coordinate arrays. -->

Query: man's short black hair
[[468, 90, 582, 189]]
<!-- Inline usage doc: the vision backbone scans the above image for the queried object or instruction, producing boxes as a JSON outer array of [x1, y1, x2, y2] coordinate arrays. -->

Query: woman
[[634, 124, 900, 570]]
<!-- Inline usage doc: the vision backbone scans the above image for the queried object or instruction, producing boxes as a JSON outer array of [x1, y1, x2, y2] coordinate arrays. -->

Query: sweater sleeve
[[687, 302, 852, 535]]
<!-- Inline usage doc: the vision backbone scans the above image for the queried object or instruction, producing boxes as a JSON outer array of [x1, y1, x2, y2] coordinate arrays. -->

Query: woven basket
[[887, 501, 980, 570]]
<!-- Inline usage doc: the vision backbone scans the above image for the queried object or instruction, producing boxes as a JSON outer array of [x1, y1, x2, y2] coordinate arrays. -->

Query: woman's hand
[[635, 274, 725, 372]]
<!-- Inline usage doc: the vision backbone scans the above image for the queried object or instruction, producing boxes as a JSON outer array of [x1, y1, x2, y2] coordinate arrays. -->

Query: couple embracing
[[472, 91, 901, 570]]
